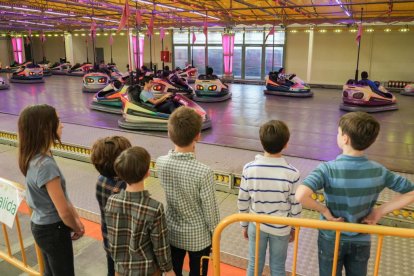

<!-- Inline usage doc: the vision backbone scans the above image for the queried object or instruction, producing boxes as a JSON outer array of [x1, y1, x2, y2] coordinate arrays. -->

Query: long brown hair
[[18, 104, 61, 176]]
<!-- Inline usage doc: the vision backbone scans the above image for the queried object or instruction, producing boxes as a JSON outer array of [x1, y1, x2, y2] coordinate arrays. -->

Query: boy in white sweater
[[238, 120, 302, 276]]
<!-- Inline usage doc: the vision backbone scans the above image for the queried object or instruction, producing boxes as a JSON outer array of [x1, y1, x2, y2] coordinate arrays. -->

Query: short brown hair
[[91, 136, 132, 178], [114, 146, 150, 184], [259, 120, 290, 154], [18, 104, 61, 176], [168, 106, 202, 147], [339, 112, 380, 151]]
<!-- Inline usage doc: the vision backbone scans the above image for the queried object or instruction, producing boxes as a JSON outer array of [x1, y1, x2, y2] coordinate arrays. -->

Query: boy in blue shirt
[[296, 111, 414, 276]]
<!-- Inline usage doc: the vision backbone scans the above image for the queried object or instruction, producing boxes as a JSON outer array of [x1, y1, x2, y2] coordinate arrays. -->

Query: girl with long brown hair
[[18, 104, 84, 276]]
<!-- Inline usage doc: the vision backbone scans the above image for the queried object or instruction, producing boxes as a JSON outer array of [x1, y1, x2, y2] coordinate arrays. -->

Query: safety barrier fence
[[0, 177, 44, 276], [212, 214, 414, 276], [1, 130, 414, 226]]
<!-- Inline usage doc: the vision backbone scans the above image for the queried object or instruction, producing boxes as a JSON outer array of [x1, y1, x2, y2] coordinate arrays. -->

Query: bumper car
[[150, 74, 194, 99], [0, 77, 9, 90], [401, 83, 414, 96], [0, 61, 31, 73], [264, 72, 312, 97], [39, 63, 52, 77], [67, 63, 92, 76], [51, 62, 72, 75], [90, 80, 128, 114], [118, 85, 211, 131], [177, 66, 198, 83], [10, 64, 44, 83], [82, 72, 111, 93], [194, 75, 232, 102], [107, 65, 123, 80], [340, 79, 397, 112]]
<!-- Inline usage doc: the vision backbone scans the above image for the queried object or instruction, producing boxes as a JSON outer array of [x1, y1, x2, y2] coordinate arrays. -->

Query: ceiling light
[[10, 20, 54, 27], [384, 28, 391, 32], [366, 28, 374, 32], [45, 11, 75, 16], [334, 29, 342, 33]]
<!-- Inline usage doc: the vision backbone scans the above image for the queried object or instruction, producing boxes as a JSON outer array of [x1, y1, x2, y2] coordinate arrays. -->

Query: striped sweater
[[237, 155, 302, 236]]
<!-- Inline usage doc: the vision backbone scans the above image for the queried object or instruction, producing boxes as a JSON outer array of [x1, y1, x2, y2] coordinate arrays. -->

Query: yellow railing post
[[373, 235, 384, 276], [0, 177, 43, 276], [291, 227, 300, 276], [332, 231, 341, 276], [254, 223, 260, 276], [212, 214, 414, 276]]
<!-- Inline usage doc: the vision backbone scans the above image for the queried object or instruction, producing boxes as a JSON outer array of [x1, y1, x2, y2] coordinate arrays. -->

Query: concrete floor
[[1, 73, 413, 173]]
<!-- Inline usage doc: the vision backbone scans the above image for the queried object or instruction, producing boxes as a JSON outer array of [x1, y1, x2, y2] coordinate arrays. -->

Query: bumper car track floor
[[1, 74, 414, 173]]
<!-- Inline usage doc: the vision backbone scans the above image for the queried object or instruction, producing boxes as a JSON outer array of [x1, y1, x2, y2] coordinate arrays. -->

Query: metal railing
[[212, 214, 414, 276], [0, 177, 44, 276]]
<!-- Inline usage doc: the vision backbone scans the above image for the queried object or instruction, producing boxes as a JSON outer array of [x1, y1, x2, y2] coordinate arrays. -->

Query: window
[[233, 47, 242, 78], [265, 47, 284, 75], [245, 31, 263, 44], [207, 32, 222, 44], [131, 36, 144, 69], [173, 32, 188, 44], [208, 46, 223, 76], [174, 46, 188, 69], [245, 47, 262, 79], [265, 31, 285, 45], [192, 32, 206, 45], [191, 46, 205, 74], [11, 37, 23, 63]]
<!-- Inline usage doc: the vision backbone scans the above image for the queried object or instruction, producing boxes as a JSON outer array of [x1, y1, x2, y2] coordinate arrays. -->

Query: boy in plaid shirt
[[157, 107, 220, 276], [105, 147, 175, 276], [91, 136, 131, 276]]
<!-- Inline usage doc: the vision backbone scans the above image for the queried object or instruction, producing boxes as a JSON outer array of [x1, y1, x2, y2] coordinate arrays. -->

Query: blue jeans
[[247, 223, 290, 276], [318, 233, 371, 276]]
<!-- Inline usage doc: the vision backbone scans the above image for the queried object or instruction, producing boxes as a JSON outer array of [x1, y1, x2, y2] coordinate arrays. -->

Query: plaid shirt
[[156, 150, 220, 251], [105, 190, 173, 275], [95, 175, 126, 251]]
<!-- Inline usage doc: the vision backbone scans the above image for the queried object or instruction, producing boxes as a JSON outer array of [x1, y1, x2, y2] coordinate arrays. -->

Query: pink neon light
[[11, 37, 23, 63], [222, 34, 235, 75], [131, 35, 144, 69]]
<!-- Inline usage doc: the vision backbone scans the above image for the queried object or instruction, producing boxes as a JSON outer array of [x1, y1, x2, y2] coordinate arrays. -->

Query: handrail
[[212, 214, 414, 276], [0, 177, 44, 276]]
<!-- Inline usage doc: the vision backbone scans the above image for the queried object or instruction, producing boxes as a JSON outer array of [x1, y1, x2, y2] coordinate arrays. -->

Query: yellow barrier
[[0, 177, 44, 276], [212, 214, 414, 276]]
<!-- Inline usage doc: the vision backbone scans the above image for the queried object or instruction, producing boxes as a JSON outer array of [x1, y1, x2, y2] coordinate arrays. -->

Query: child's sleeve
[[200, 169, 221, 233], [385, 169, 414, 193], [288, 172, 302, 218], [151, 204, 173, 273], [302, 163, 327, 192], [237, 166, 250, 228]]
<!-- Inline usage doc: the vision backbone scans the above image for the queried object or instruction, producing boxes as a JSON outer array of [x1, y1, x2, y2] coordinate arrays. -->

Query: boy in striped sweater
[[238, 120, 302, 276], [296, 112, 414, 276]]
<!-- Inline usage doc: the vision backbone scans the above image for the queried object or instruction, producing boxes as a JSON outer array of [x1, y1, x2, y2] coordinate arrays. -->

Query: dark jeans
[[31, 221, 75, 276], [318, 233, 371, 276], [170, 245, 211, 276], [103, 236, 115, 276], [156, 99, 177, 114]]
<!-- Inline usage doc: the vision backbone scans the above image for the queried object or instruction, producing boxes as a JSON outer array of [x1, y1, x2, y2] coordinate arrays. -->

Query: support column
[[306, 29, 314, 84], [65, 34, 74, 64]]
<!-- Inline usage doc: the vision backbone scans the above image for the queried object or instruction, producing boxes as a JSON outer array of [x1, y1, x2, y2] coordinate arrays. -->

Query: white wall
[[285, 29, 414, 85], [31, 36, 66, 63], [0, 37, 12, 67]]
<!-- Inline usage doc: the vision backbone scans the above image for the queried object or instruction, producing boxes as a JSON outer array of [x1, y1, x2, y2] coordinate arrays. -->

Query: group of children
[[18, 103, 414, 276]]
